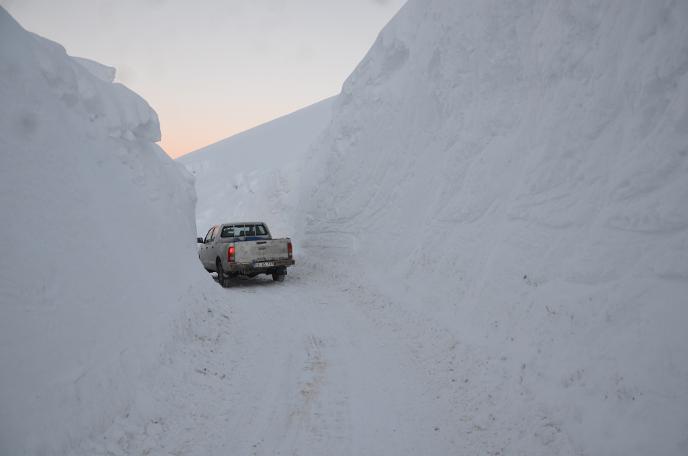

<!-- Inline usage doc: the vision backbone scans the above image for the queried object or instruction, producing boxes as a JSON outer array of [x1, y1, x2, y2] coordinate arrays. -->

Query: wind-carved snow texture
[[301, 0, 688, 454], [0, 8, 217, 455]]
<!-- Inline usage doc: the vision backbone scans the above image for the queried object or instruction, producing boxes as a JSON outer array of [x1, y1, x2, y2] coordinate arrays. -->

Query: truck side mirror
[[197, 237, 204, 244]]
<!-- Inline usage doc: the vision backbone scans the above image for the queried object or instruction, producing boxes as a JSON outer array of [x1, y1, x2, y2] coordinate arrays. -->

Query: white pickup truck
[[197, 222, 294, 287]]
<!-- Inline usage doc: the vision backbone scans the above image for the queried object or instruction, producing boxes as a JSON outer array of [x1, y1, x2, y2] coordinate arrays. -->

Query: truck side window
[[204, 227, 214, 244]]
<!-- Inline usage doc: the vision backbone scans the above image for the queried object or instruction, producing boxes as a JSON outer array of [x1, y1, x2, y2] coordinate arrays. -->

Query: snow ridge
[[179, 96, 335, 239], [0, 8, 212, 455]]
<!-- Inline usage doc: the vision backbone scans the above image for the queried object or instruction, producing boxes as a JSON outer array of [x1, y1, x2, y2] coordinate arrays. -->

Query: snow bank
[[302, 1, 688, 454], [0, 8, 209, 454], [179, 97, 335, 240]]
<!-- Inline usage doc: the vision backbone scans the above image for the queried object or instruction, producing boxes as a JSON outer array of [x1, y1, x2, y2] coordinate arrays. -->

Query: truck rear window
[[221, 224, 268, 238]]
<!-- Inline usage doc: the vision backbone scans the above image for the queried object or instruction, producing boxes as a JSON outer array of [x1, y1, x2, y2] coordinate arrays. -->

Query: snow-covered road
[[75, 263, 470, 456], [73, 248, 680, 456]]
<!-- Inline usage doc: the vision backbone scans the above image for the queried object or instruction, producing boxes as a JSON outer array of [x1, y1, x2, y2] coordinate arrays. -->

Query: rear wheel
[[217, 259, 230, 288], [272, 272, 285, 282]]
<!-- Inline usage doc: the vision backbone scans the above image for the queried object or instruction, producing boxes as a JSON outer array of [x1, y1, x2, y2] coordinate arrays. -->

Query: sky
[[1, 0, 406, 158]]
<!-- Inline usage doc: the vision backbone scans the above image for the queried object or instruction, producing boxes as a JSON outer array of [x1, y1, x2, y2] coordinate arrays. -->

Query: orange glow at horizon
[[157, 99, 323, 159], [1, 0, 407, 161], [160, 119, 251, 160]]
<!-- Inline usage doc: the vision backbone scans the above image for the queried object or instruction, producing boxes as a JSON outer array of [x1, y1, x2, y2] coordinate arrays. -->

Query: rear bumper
[[226, 258, 295, 274]]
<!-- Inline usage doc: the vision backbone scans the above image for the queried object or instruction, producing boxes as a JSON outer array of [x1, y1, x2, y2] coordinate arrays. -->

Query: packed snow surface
[[178, 97, 335, 239], [0, 8, 216, 455]]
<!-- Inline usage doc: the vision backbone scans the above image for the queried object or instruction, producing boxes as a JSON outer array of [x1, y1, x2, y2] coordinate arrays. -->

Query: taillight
[[227, 245, 235, 262], [287, 241, 293, 259]]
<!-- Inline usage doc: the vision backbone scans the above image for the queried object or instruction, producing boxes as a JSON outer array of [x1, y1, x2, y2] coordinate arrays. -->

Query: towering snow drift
[[179, 97, 335, 239], [0, 8, 209, 454], [303, 1, 688, 454]]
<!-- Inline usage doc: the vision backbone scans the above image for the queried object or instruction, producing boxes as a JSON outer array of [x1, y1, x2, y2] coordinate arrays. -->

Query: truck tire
[[272, 272, 285, 282], [217, 259, 230, 288]]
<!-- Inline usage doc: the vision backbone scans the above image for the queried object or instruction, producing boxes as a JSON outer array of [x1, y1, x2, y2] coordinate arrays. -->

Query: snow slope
[[178, 97, 335, 240], [300, 0, 688, 454], [0, 8, 214, 454]]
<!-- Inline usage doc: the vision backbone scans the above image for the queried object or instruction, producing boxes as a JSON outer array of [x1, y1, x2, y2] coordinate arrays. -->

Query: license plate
[[254, 261, 274, 268]]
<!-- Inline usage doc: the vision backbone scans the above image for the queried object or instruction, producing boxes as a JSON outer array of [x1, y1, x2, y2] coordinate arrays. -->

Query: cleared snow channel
[[73, 263, 488, 456]]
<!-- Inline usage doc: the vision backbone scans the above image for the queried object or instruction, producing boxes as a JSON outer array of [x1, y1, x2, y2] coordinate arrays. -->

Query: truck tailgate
[[235, 239, 289, 263]]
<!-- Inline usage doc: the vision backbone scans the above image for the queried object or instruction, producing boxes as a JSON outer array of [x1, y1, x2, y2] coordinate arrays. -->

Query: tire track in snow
[[74, 267, 466, 455], [218, 275, 354, 456]]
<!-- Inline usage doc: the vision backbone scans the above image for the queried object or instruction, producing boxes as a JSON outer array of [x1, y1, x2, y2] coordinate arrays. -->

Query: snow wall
[[301, 1, 688, 454], [0, 8, 209, 454], [179, 96, 335, 241]]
